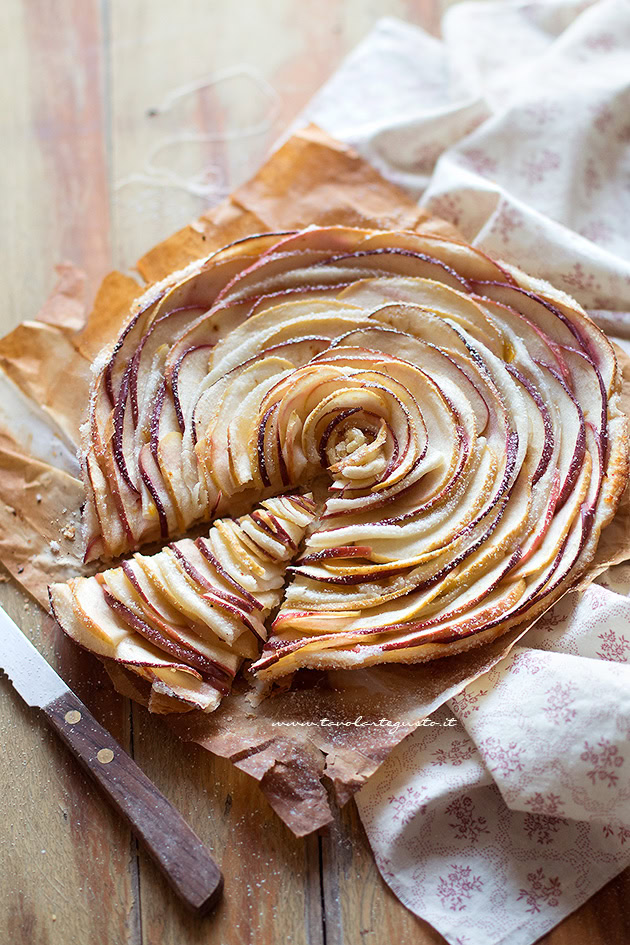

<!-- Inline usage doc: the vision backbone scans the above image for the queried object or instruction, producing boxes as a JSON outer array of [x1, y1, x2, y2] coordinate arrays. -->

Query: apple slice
[[101, 566, 238, 684], [49, 583, 224, 712]]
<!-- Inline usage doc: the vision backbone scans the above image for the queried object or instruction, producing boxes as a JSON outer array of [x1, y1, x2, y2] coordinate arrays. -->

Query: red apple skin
[[194, 538, 264, 611], [441, 485, 601, 648], [167, 544, 257, 613], [111, 364, 141, 496], [83, 535, 105, 565], [254, 550, 525, 671], [287, 494, 317, 514], [312, 248, 472, 292], [198, 591, 265, 642], [210, 226, 363, 306], [544, 366, 586, 510], [298, 546, 373, 564], [169, 343, 214, 432], [49, 585, 236, 702], [318, 418, 470, 524], [102, 588, 232, 691], [128, 307, 201, 425], [166, 545, 266, 643], [470, 281, 609, 427], [138, 444, 169, 539], [102, 449, 136, 547], [103, 299, 155, 406], [505, 365, 554, 485], [250, 511, 296, 549], [120, 560, 235, 657], [518, 469, 561, 567], [49, 585, 194, 675], [413, 472, 601, 651]]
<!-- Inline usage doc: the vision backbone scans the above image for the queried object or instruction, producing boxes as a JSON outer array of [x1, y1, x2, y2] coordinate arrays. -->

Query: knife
[[0, 604, 223, 916]]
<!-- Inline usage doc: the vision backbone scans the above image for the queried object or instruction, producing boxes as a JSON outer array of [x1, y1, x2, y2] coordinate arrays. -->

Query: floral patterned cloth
[[353, 576, 630, 945], [300, 0, 630, 353], [299, 2, 630, 941]]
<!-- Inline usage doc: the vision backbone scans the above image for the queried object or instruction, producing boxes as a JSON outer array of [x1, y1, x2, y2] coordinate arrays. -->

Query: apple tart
[[58, 226, 628, 687]]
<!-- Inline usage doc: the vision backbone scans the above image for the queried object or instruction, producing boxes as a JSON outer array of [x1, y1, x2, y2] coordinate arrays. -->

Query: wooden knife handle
[[42, 690, 223, 916]]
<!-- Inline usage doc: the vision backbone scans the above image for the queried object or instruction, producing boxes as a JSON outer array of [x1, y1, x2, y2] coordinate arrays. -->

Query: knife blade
[[0, 604, 223, 915], [0, 605, 69, 706]]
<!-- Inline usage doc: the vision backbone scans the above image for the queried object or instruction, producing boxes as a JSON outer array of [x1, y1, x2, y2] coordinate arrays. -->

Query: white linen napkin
[[296, 2, 630, 942], [354, 578, 630, 945]]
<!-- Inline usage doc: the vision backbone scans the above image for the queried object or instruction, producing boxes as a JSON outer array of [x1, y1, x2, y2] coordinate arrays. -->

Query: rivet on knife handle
[[43, 690, 223, 915]]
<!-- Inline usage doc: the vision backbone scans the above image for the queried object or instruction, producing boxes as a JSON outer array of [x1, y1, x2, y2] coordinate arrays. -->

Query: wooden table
[[2, 2, 630, 942]]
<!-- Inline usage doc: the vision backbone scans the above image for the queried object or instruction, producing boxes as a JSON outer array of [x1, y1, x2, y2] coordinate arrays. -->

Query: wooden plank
[[129, 705, 324, 945], [0, 1, 138, 941], [321, 799, 445, 945], [0, 580, 139, 945], [0, 0, 112, 328], [103, 0, 438, 937], [107, 0, 325, 939]]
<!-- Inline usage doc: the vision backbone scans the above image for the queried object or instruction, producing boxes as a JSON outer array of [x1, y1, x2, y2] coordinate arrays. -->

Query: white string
[[114, 65, 282, 200]]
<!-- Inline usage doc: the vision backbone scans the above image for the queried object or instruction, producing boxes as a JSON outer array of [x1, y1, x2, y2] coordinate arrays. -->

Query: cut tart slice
[[49, 494, 316, 712]]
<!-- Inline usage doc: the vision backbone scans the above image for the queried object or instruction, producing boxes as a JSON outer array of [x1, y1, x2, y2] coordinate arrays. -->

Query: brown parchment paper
[[1, 124, 629, 835]]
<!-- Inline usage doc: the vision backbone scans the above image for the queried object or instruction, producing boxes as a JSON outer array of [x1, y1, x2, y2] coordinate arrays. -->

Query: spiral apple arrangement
[[51, 226, 628, 704]]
